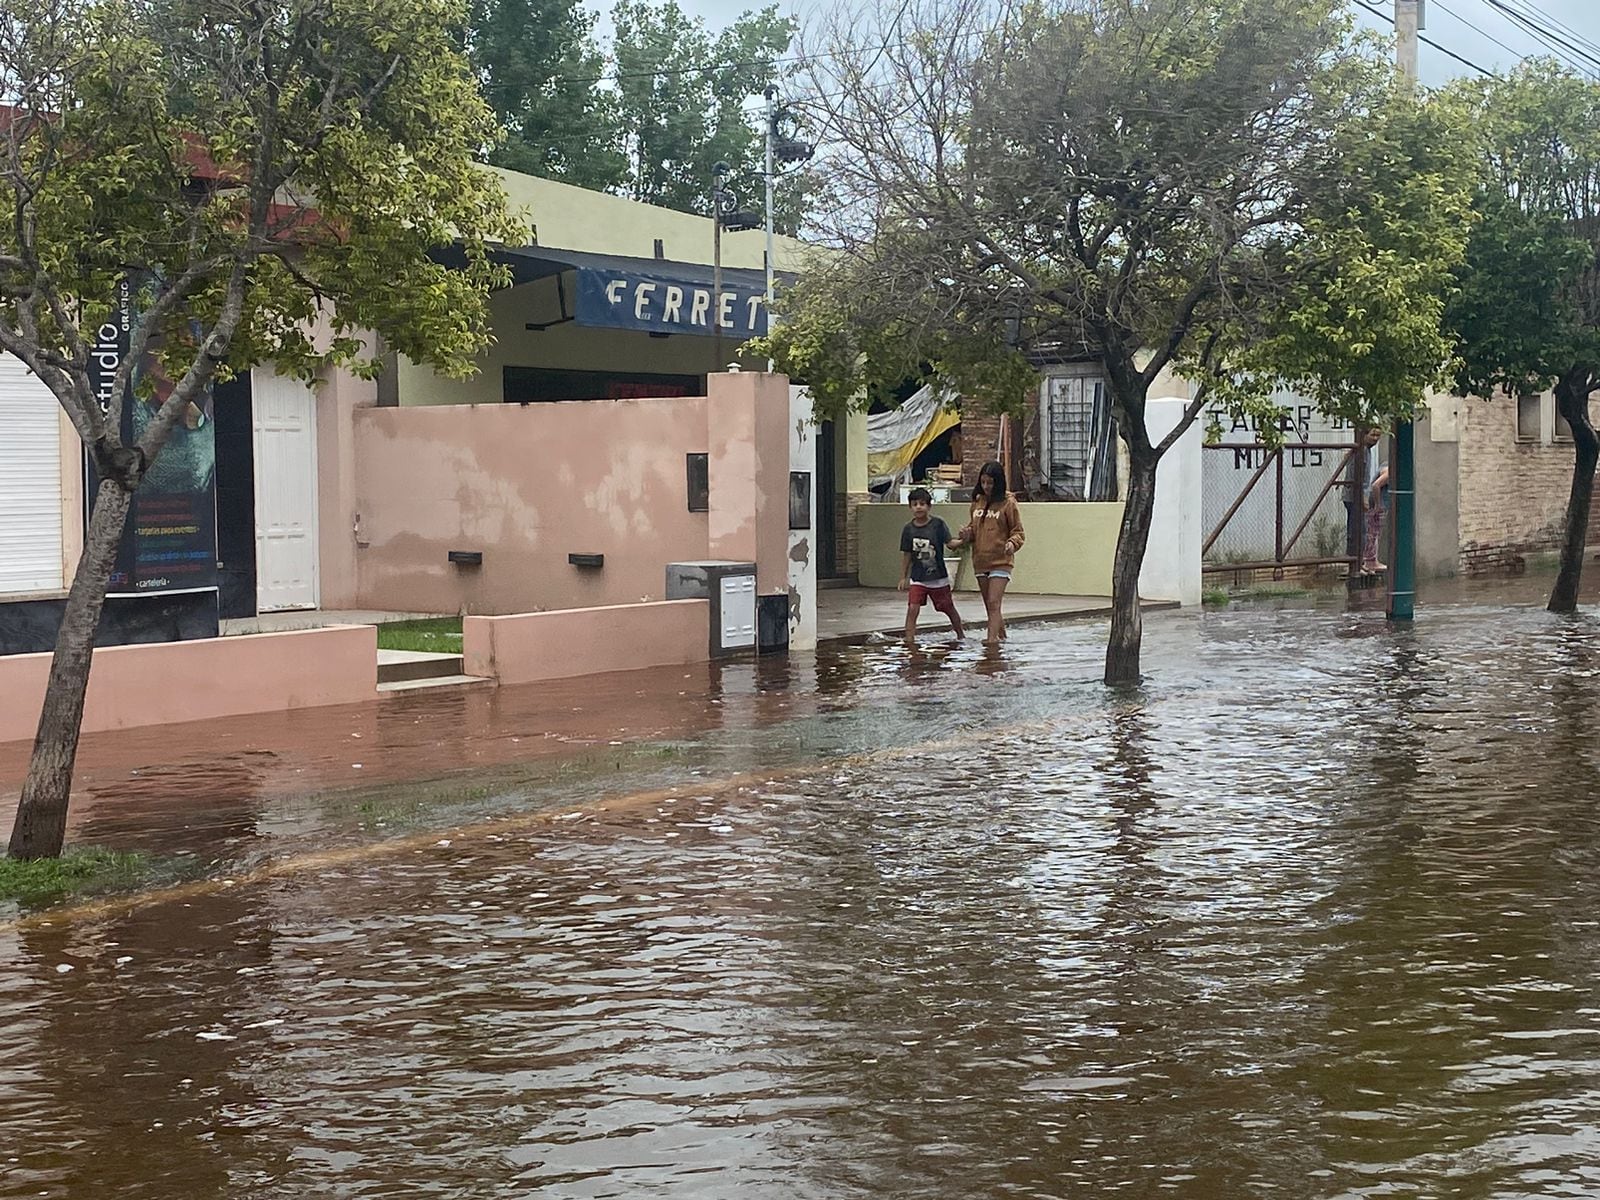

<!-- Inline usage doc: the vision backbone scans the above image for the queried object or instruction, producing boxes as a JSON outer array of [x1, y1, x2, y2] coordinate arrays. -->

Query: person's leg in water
[[929, 585, 965, 639], [987, 573, 1010, 643], [1363, 505, 1386, 572], [978, 573, 1009, 645], [904, 583, 928, 645]]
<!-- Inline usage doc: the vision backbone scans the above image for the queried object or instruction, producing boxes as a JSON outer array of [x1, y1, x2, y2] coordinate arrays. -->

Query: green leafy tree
[[612, 0, 795, 218], [1444, 62, 1600, 614], [466, 0, 628, 190], [0, 0, 524, 859], [760, 0, 1473, 684]]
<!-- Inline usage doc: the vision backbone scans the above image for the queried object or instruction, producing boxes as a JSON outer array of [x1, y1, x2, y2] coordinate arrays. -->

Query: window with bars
[[1043, 370, 1118, 501]]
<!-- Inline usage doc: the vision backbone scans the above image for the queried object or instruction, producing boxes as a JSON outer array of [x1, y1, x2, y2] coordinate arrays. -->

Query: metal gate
[[1202, 440, 1364, 576]]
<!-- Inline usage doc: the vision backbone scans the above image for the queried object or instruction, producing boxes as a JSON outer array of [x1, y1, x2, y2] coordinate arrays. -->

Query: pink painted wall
[[354, 396, 710, 614], [316, 358, 378, 610], [707, 372, 791, 598], [463, 599, 709, 685], [0, 625, 377, 745]]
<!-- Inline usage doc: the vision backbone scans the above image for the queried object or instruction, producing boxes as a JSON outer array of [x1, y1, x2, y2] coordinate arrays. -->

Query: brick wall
[[961, 414, 1003, 489], [1457, 391, 1598, 573], [838, 491, 874, 576], [959, 391, 1043, 495]]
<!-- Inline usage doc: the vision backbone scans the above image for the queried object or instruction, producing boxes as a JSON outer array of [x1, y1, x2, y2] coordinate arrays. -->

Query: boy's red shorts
[[907, 583, 959, 615]]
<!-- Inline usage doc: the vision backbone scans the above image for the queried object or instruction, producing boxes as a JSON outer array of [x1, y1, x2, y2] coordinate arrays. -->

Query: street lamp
[[762, 86, 813, 335], [709, 96, 812, 371], [710, 162, 757, 367]]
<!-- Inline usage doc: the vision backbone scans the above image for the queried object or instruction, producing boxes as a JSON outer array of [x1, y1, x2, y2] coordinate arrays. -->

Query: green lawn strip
[[0, 848, 160, 904], [375, 617, 463, 654]]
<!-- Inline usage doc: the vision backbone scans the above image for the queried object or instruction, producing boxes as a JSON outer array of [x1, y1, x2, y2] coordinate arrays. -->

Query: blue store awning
[[436, 244, 782, 340]]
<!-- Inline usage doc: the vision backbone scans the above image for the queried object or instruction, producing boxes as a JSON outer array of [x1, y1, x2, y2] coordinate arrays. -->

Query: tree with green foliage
[[0, 0, 524, 860], [761, 0, 1473, 683], [466, 0, 628, 190], [1444, 62, 1600, 614], [612, 0, 795, 219]]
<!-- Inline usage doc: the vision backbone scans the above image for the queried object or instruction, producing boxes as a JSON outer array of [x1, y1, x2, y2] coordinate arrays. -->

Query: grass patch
[[1226, 584, 1314, 602], [0, 847, 153, 904], [376, 616, 463, 654], [1202, 586, 1230, 607]]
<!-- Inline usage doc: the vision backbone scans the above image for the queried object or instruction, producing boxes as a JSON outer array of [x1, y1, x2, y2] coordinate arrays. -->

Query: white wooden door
[[0, 355, 64, 594], [252, 368, 320, 612]]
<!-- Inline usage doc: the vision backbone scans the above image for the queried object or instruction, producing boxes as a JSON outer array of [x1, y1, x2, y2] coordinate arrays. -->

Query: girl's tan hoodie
[[960, 496, 1025, 573]]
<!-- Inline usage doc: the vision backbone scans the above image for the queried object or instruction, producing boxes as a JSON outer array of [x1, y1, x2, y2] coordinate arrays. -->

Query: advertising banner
[[87, 281, 218, 596]]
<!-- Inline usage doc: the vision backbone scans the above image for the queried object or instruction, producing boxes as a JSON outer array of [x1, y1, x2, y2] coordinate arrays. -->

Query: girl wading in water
[[958, 460, 1025, 646]]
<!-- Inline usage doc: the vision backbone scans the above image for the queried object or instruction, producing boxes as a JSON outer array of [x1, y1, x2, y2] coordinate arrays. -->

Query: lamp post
[[711, 161, 761, 370], [712, 160, 732, 368], [760, 90, 814, 347], [764, 87, 777, 324]]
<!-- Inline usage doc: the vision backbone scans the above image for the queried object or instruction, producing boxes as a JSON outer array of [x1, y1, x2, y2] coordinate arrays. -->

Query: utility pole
[[1388, 0, 1421, 620], [763, 85, 777, 359], [1396, 0, 1420, 81], [712, 160, 728, 370]]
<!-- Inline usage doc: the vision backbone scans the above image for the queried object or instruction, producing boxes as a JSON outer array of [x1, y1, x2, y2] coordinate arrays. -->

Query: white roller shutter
[[0, 355, 65, 594]]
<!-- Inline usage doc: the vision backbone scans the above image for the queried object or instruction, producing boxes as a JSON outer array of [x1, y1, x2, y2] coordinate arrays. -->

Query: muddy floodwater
[[7, 587, 1600, 1198]]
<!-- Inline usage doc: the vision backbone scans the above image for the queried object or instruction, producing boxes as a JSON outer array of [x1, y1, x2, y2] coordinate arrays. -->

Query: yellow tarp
[[867, 387, 960, 483]]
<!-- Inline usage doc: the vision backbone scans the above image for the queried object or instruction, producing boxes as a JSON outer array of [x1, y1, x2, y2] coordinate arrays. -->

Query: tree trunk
[[7, 480, 134, 860], [1105, 447, 1159, 686], [1548, 376, 1599, 615]]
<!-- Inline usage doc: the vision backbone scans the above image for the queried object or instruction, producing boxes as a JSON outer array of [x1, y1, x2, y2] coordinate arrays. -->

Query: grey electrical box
[[666, 560, 757, 657]]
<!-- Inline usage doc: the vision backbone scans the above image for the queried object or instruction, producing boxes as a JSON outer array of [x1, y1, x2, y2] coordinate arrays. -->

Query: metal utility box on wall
[[757, 594, 789, 654], [666, 560, 757, 657]]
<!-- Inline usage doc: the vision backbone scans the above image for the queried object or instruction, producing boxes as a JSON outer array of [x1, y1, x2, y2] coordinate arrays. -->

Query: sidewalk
[[220, 609, 441, 636], [816, 587, 1171, 641]]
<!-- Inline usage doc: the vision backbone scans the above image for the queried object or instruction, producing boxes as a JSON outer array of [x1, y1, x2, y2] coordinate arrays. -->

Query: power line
[[520, 2, 1503, 93], [1432, 0, 1521, 60], [1493, 0, 1600, 61], [854, 0, 915, 82], [1477, 0, 1600, 76]]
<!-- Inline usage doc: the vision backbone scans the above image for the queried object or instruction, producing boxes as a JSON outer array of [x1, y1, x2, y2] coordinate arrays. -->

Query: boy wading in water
[[899, 487, 967, 644]]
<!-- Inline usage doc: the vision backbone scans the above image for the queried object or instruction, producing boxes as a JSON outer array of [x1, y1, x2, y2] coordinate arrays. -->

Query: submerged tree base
[[0, 847, 152, 904]]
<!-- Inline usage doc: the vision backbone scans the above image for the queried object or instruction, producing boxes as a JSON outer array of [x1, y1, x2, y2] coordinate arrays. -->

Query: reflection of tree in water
[[1290, 621, 1600, 1192], [1548, 617, 1600, 783], [813, 644, 867, 702], [73, 753, 270, 858], [1056, 704, 1338, 1195], [767, 739, 1074, 1197]]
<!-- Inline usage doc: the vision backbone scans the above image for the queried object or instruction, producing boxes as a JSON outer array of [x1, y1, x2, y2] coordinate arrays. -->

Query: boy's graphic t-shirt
[[901, 517, 954, 585]]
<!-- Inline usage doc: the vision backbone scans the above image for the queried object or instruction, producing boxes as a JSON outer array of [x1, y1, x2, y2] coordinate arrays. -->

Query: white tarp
[[867, 385, 959, 488]]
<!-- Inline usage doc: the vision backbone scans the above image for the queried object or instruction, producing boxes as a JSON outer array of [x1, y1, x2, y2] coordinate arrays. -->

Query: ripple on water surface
[[4, 602, 1600, 1197]]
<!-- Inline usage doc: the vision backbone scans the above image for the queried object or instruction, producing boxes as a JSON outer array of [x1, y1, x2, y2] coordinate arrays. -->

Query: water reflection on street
[[6, 583, 1600, 1197]]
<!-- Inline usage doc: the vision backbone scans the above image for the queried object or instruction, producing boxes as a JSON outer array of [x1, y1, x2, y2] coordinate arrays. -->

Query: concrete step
[[377, 673, 493, 694], [377, 649, 465, 684]]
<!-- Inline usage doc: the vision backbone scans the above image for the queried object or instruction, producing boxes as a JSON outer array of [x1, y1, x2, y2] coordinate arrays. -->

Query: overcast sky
[[590, 0, 1600, 88]]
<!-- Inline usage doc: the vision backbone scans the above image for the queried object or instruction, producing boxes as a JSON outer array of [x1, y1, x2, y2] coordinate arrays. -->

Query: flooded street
[[7, 588, 1600, 1197]]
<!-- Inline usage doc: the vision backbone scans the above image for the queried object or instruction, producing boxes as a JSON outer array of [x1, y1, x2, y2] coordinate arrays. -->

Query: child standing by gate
[[899, 487, 966, 643]]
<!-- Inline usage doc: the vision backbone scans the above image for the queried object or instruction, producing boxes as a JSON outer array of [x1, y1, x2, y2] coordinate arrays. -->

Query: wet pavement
[[814, 588, 1147, 641], [7, 579, 1600, 1197]]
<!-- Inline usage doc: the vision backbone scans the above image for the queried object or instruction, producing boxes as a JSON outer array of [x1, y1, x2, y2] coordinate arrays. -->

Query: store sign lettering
[[575, 268, 768, 339]]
